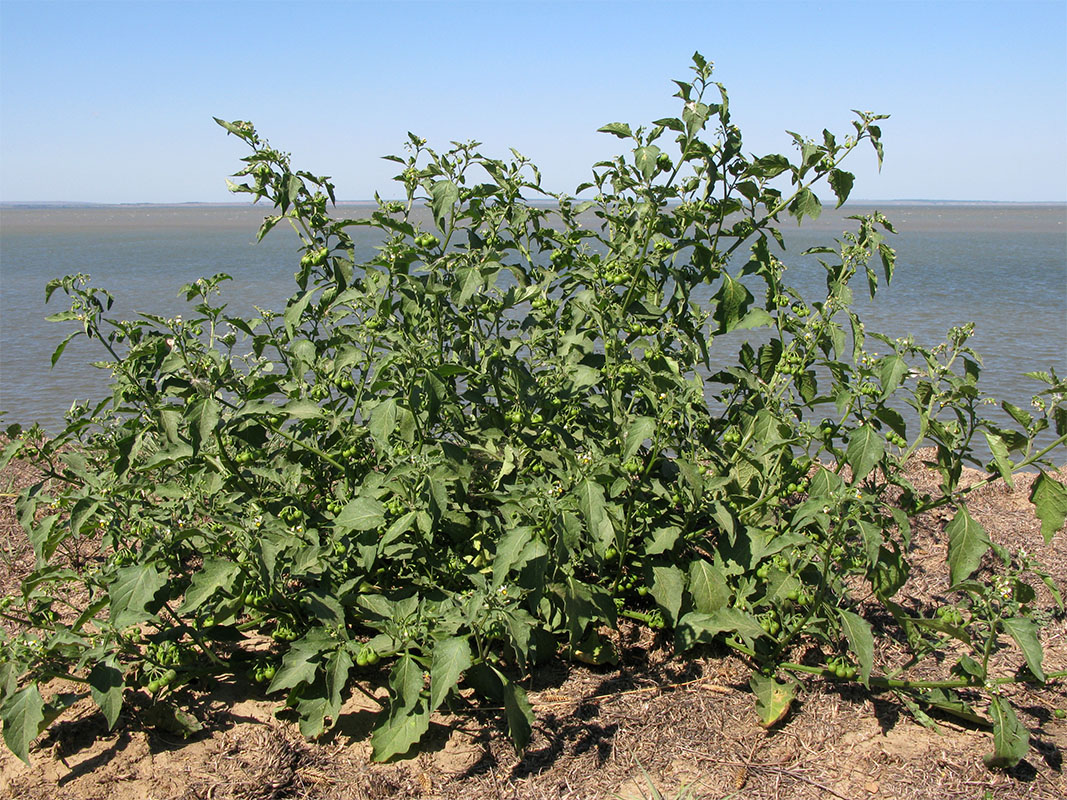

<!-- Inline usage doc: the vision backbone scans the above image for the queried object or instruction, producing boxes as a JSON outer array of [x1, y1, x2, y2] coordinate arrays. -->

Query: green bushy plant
[[2, 53, 1065, 768]]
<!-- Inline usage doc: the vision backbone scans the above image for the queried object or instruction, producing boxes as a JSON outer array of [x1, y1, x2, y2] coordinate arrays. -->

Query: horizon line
[[3, 198, 1066, 209]]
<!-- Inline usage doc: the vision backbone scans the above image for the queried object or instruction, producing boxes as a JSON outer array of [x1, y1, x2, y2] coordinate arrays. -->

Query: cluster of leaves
[[2, 53, 1065, 768]]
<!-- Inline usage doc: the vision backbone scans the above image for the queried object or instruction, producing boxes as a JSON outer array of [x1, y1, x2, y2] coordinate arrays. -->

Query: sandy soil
[[0, 452, 1064, 800]]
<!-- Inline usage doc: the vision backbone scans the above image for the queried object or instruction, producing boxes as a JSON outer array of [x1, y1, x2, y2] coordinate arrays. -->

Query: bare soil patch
[[1, 453, 1064, 800]]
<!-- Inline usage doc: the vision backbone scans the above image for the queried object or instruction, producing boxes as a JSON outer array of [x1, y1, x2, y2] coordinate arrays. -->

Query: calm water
[[1, 203, 1065, 444]]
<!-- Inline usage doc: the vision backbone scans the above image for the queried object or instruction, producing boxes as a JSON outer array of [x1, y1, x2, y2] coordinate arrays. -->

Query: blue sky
[[1, 0, 1064, 203]]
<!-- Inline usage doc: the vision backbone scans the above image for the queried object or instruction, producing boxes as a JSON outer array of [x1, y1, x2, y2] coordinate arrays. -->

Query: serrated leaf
[[788, 187, 822, 223], [371, 699, 430, 762], [179, 558, 239, 614], [294, 693, 330, 740], [430, 637, 471, 711], [946, 506, 990, 586], [1, 685, 45, 764], [688, 560, 729, 613], [677, 608, 765, 650], [109, 564, 167, 629], [1001, 617, 1045, 682], [985, 696, 1028, 768], [750, 673, 796, 728], [266, 647, 319, 694], [711, 272, 754, 335], [650, 564, 684, 626], [828, 169, 854, 207], [335, 496, 386, 532], [622, 416, 656, 461], [1029, 472, 1067, 544], [644, 526, 680, 556], [88, 659, 124, 730], [836, 608, 874, 686], [845, 423, 885, 483]]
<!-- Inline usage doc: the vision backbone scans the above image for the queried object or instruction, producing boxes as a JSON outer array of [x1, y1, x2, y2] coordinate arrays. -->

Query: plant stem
[[727, 637, 1067, 689]]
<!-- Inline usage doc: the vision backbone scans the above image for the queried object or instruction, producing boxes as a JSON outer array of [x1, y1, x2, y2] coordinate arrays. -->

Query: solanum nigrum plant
[[2, 53, 1065, 768]]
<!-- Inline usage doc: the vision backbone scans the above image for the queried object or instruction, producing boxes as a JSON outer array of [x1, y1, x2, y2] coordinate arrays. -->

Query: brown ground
[[0, 452, 1064, 800]]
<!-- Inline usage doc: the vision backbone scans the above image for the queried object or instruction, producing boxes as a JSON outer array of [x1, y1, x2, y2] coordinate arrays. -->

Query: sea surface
[[1, 203, 1065, 452]]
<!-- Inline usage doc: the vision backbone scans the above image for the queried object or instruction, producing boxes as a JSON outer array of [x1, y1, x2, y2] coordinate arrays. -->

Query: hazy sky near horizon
[[1, 0, 1065, 204]]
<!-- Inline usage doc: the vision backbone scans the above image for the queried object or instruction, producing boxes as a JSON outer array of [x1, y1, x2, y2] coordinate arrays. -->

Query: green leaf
[[492, 527, 535, 589], [335, 496, 386, 532], [878, 354, 909, 398], [1001, 617, 1045, 682], [749, 673, 796, 728], [634, 145, 662, 181], [836, 609, 874, 686], [575, 477, 611, 550], [982, 431, 1014, 488], [325, 648, 353, 715], [788, 187, 821, 224], [2, 685, 45, 764], [187, 396, 220, 454], [828, 169, 854, 207], [644, 526, 680, 556], [711, 272, 754, 335], [749, 154, 790, 178], [50, 331, 79, 367], [650, 564, 684, 626], [109, 564, 168, 629], [621, 416, 655, 461], [597, 122, 633, 139], [499, 672, 534, 753], [688, 560, 729, 614], [430, 637, 472, 711], [280, 398, 322, 420], [294, 693, 331, 740], [454, 266, 484, 306], [266, 647, 319, 694], [179, 558, 239, 614], [1029, 472, 1067, 544], [88, 659, 125, 730], [390, 654, 423, 717], [946, 506, 990, 586], [984, 696, 1029, 769], [371, 699, 431, 762], [368, 399, 398, 449], [677, 608, 765, 650], [430, 179, 459, 228], [1002, 401, 1033, 429], [845, 423, 885, 483]]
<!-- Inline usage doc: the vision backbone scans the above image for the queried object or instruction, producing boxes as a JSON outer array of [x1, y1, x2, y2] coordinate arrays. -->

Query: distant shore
[[3, 199, 1066, 210]]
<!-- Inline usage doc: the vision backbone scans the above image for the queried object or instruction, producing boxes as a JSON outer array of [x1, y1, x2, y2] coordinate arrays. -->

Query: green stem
[[727, 638, 1067, 689], [913, 432, 1067, 517], [161, 602, 226, 668], [268, 423, 346, 472]]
